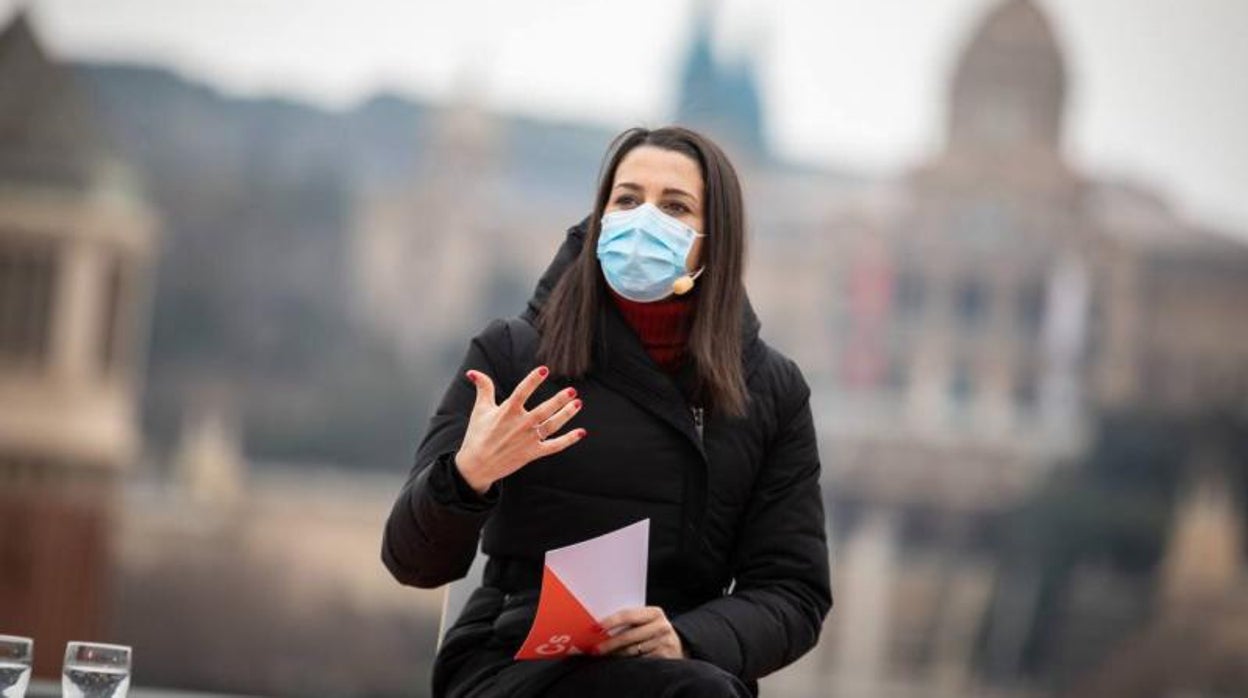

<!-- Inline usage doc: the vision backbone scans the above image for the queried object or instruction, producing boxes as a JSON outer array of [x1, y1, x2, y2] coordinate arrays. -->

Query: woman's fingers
[[536, 427, 587, 457], [595, 606, 684, 659], [631, 631, 684, 660], [596, 624, 656, 655], [533, 394, 582, 436], [465, 370, 496, 409], [595, 611, 668, 656], [505, 365, 549, 411], [529, 386, 578, 425], [457, 365, 590, 489], [598, 607, 659, 631]]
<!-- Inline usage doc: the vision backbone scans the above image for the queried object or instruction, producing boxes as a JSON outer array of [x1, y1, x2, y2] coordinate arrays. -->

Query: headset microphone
[[672, 267, 705, 296]]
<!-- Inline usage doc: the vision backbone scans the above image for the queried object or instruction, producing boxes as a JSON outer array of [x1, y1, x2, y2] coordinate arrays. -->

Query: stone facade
[[0, 12, 158, 678]]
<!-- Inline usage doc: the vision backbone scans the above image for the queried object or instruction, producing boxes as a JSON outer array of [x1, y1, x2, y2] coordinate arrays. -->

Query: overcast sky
[[4, 0, 1246, 237]]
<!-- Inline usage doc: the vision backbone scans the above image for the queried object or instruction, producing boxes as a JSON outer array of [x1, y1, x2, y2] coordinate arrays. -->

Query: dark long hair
[[536, 126, 749, 417]]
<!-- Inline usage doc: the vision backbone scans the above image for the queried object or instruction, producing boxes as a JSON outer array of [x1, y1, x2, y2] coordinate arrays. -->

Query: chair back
[[436, 547, 488, 650]]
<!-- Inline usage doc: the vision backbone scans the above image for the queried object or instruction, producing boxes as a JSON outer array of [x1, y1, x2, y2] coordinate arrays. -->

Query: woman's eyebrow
[[662, 187, 698, 202], [612, 182, 699, 204]]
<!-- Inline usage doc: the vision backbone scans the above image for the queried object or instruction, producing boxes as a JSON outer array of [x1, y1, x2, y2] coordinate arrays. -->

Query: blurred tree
[[978, 405, 1248, 689], [78, 63, 441, 473]]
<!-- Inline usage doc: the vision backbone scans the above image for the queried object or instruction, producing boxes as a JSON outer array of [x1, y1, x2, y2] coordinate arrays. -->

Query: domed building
[[783, 1, 1248, 696], [947, 0, 1068, 158]]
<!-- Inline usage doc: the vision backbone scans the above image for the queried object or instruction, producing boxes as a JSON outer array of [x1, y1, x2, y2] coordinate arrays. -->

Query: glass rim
[[64, 641, 131, 653], [64, 640, 132, 668], [0, 634, 33, 662]]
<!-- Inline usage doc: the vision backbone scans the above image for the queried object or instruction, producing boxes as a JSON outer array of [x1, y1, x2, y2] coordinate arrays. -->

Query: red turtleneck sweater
[[608, 289, 696, 374]]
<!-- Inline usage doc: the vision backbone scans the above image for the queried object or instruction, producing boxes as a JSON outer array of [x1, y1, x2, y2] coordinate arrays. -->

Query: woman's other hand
[[595, 607, 687, 660], [455, 366, 587, 494]]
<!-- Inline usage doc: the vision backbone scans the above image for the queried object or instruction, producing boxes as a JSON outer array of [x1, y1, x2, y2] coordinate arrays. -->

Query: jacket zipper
[[691, 406, 704, 443]]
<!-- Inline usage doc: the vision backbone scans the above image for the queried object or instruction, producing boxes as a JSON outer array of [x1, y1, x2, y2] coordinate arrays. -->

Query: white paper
[[545, 518, 649, 620]]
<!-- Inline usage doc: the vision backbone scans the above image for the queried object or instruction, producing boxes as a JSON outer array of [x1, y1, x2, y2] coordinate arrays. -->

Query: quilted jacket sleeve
[[671, 361, 833, 680], [381, 318, 513, 588]]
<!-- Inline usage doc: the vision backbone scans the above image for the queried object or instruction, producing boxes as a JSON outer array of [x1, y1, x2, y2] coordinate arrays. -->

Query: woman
[[382, 126, 831, 697]]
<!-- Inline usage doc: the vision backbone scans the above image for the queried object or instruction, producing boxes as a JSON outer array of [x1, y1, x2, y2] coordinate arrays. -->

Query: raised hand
[[455, 366, 587, 494]]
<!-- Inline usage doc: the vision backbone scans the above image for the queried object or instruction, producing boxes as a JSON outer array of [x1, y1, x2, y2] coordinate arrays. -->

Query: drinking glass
[[0, 635, 32, 698], [62, 642, 131, 698]]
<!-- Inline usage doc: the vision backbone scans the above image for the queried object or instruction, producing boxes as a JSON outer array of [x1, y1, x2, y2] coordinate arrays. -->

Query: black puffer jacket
[[382, 220, 831, 695]]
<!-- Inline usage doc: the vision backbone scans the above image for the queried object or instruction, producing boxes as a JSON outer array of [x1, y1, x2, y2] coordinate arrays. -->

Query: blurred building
[[349, 1, 864, 374], [344, 3, 1248, 692], [3, 0, 1244, 695], [0, 11, 158, 678], [114, 405, 444, 695], [676, 0, 768, 162], [1067, 457, 1248, 696], [776, 1, 1248, 696], [350, 90, 580, 366]]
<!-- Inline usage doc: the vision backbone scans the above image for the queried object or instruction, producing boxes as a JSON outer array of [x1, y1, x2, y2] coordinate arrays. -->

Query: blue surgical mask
[[596, 203, 705, 302]]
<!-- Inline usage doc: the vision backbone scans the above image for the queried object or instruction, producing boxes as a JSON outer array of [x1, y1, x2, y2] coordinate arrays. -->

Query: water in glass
[[62, 642, 130, 698], [0, 635, 33, 698]]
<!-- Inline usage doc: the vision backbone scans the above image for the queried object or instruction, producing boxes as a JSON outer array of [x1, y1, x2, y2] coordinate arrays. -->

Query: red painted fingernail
[[465, 371, 475, 383], [538, 366, 549, 377], [567, 388, 577, 398], [573, 399, 582, 409], [578, 429, 588, 438]]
